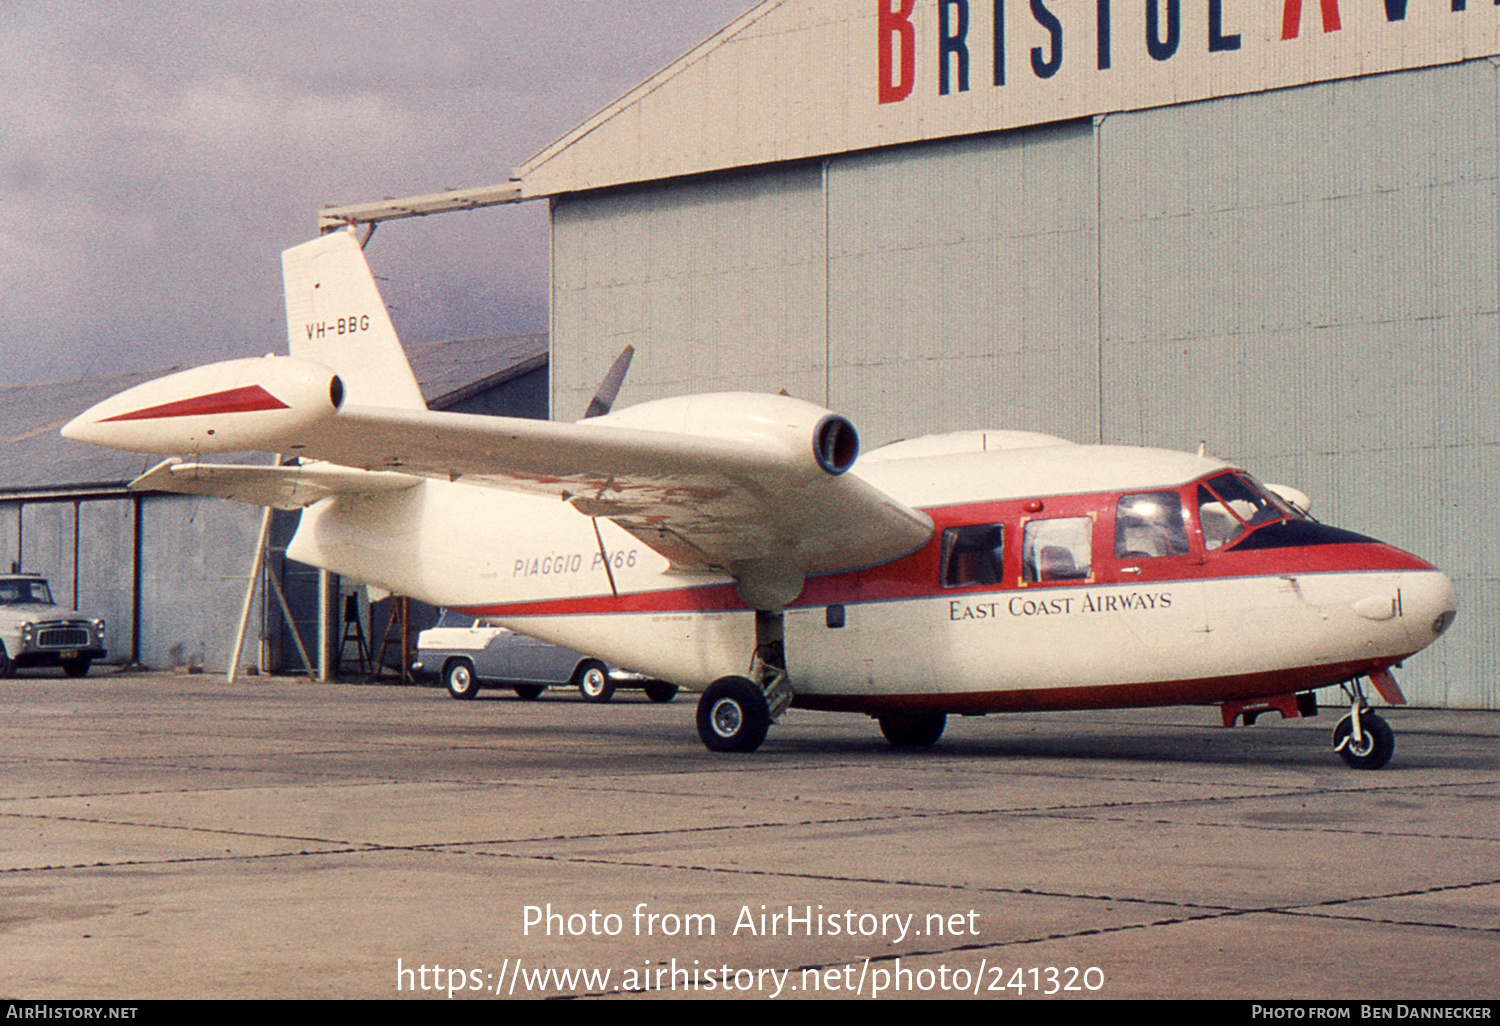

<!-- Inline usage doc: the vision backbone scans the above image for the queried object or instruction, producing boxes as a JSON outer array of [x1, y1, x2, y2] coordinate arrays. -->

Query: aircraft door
[[1103, 490, 1209, 651], [1109, 491, 1197, 584]]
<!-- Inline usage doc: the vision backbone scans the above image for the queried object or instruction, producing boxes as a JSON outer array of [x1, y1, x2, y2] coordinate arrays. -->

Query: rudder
[[283, 227, 427, 410]]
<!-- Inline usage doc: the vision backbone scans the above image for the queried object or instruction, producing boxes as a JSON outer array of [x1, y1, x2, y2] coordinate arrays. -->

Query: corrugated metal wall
[[550, 59, 1497, 708], [826, 121, 1100, 443], [0, 499, 136, 662], [552, 166, 830, 411], [1098, 62, 1499, 709], [0, 495, 272, 673], [136, 496, 268, 672]]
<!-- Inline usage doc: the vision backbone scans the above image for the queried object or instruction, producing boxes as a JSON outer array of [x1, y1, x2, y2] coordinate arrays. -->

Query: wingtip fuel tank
[[62, 355, 344, 454]]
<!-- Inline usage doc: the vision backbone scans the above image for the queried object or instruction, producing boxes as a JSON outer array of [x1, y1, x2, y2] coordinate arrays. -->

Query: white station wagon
[[413, 611, 677, 704]]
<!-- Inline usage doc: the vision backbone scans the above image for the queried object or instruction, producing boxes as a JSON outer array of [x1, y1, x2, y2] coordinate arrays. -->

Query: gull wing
[[285, 398, 934, 607]]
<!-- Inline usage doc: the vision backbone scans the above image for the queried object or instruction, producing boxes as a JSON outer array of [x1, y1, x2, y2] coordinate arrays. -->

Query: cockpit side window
[[1022, 516, 1093, 583], [1197, 473, 1288, 550], [1115, 492, 1190, 559], [940, 524, 1004, 588]]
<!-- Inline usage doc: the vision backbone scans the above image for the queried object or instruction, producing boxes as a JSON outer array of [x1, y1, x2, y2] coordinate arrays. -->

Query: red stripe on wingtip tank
[[101, 385, 289, 422]]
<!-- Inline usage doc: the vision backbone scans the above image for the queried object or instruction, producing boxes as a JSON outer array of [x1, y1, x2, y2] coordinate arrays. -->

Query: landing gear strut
[[696, 610, 791, 753], [1332, 676, 1395, 770]]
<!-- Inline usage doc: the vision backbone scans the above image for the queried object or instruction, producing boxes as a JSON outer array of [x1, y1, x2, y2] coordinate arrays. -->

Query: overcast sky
[[0, 1, 753, 386]]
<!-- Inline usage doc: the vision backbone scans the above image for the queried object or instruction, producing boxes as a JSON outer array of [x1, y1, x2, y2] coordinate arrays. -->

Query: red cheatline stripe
[[101, 385, 289, 422], [461, 547, 1432, 620], [462, 582, 745, 619]]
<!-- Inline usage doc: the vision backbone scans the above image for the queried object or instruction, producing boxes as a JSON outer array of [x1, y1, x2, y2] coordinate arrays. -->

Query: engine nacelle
[[590, 392, 860, 477], [62, 356, 344, 455]]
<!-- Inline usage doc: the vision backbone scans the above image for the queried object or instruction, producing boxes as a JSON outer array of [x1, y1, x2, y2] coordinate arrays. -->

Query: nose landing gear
[[1332, 676, 1396, 770]]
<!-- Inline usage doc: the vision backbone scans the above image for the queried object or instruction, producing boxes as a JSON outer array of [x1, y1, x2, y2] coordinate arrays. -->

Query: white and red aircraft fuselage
[[63, 230, 1458, 767]]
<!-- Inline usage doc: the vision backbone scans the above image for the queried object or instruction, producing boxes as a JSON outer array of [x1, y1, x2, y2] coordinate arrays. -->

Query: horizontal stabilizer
[[130, 458, 421, 510]]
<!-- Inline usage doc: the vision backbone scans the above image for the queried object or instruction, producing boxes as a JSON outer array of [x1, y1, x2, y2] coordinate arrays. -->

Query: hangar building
[[502, 0, 1494, 708]]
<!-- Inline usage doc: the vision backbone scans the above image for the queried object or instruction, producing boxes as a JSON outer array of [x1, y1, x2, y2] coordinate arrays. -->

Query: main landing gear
[[696, 610, 792, 753], [877, 713, 947, 748], [1332, 676, 1396, 771]]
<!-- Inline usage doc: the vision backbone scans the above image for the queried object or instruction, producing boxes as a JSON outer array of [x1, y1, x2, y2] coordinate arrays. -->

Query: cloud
[[0, 0, 752, 385]]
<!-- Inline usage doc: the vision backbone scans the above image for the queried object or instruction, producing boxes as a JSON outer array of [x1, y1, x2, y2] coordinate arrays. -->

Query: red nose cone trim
[[100, 385, 290, 422]]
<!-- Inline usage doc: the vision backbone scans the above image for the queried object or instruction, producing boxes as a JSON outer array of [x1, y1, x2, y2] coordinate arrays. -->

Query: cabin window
[[1115, 492, 1190, 559], [1021, 517, 1092, 583], [940, 524, 1004, 587]]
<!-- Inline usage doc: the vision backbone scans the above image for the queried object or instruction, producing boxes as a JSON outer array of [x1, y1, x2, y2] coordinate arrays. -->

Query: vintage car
[[0, 574, 107, 678], [413, 612, 677, 703]]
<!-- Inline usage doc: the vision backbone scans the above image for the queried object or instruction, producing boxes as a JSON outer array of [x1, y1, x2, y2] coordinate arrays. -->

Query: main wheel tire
[[444, 659, 481, 700], [575, 661, 614, 703], [643, 681, 679, 703], [878, 713, 947, 748], [1333, 712, 1394, 770], [696, 676, 771, 753], [61, 658, 91, 678], [512, 684, 545, 700]]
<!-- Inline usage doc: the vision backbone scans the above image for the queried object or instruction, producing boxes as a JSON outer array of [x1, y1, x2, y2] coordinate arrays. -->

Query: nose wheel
[[1332, 677, 1396, 770]]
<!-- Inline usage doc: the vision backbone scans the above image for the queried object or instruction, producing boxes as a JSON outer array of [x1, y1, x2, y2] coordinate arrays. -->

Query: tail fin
[[282, 227, 427, 410]]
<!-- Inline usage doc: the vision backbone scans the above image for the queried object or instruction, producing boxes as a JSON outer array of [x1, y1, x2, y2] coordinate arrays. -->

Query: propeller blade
[[583, 345, 634, 419]]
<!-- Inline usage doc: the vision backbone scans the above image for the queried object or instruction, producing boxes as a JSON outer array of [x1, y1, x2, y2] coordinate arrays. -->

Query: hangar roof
[[0, 333, 548, 498], [515, 0, 1500, 199], [409, 333, 547, 410]]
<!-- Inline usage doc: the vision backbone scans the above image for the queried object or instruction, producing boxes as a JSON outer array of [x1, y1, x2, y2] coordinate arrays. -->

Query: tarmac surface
[[1, 668, 1496, 1001]]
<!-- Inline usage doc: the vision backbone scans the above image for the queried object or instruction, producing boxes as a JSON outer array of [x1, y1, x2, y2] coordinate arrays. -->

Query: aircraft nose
[[1355, 570, 1456, 624], [1399, 570, 1459, 652], [1429, 573, 1459, 637]]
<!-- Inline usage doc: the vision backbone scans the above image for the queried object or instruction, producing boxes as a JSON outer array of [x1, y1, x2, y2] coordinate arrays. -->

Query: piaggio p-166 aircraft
[[64, 229, 1458, 767]]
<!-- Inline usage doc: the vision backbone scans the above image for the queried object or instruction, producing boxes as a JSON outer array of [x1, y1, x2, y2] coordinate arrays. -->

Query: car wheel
[[61, 658, 91, 678], [575, 661, 614, 703], [444, 659, 481, 700], [643, 680, 678, 703], [0, 643, 13, 679]]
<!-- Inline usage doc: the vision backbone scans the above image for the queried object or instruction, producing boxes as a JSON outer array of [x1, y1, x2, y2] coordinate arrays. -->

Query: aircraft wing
[[294, 399, 930, 600], [130, 458, 422, 510], [66, 355, 934, 607], [286, 401, 933, 606]]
